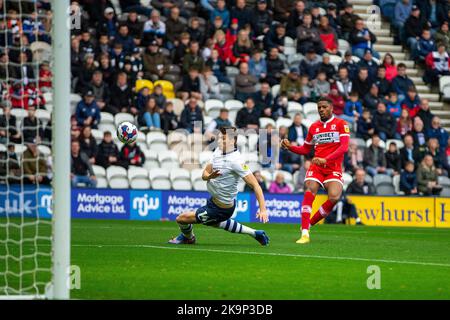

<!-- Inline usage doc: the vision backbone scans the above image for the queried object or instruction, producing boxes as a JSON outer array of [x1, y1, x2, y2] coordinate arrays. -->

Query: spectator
[[89, 70, 110, 113], [300, 48, 322, 81], [385, 142, 402, 175], [319, 53, 336, 82], [350, 18, 379, 59], [400, 161, 418, 195], [333, 194, 364, 224], [22, 106, 41, 143], [71, 140, 96, 187], [280, 67, 302, 101], [318, 15, 338, 55], [400, 133, 421, 167], [417, 154, 443, 195], [235, 62, 258, 102], [230, 0, 252, 29], [0, 144, 20, 184], [210, 0, 230, 27], [312, 70, 330, 99], [393, 0, 413, 44], [205, 108, 232, 140], [165, 7, 186, 50], [296, 12, 324, 55], [342, 91, 362, 125], [266, 47, 285, 86], [180, 97, 204, 133], [344, 140, 364, 173], [110, 72, 134, 115], [335, 66, 353, 100], [411, 117, 428, 156], [115, 24, 135, 54], [382, 53, 398, 82], [232, 30, 254, 65], [427, 116, 449, 153], [96, 131, 120, 168], [416, 98, 434, 131], [288, 113, 308, 146], [143, 40, 170, 81], [269, 172, 292, 194], [38, 61, 52, 92], [364, 134, 389, 176], [356, 109, 375, 141], [206, 48, 230, 84], [387, 91, 402, 118], [180, 67, 202, 101], [150, 84, 167, 109], [248, 50, 267, 80], [187, 17, 205, 46], [264, 22, 286, 53], [426, 137, 449, 176], [391, 63, 415, 101], [374, 66, 391, 98], [160, 102, 179, 134], [75, 90, 101, 129], [183, 41, 205, 73], [236, 97, 260, 130], [119, 141, 146, 169], [328, 88, 345, 116], [124, 10, 143, 40], [358, 49, 379, 81], [415, 29, 436, 61], [397, 108, 413, 137], [173, 32, 191, 65], [286, 0, 306, 37], [435, 21, 450, 49], [138, 97, 161, 130], [253, 82, 273, 111], [352, 67, 372, 98], [363, 83, 382, 113], [244, 170, 267, 192], [401, 86, 421, 118], [199, 66, 221, 100], [346, 168, 376, 195], [23, 143, 50, 185], [142, 9, 166, 46], [339, 3, 360, 41], [423, 43, 450, 85], [373, 102, 399, 141], [79, 126, 98, 164]]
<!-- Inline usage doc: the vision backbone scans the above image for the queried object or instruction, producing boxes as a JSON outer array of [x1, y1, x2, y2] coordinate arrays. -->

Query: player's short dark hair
[[317, 97, 333, 105], [219, 126, 238, 148]]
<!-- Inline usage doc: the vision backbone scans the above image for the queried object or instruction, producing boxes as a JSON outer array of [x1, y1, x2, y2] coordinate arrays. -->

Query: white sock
[[355, 217, 361, 223], [218, 219, 256, 237], [178, 223, 194, 239], [302, 229, 309, 237]]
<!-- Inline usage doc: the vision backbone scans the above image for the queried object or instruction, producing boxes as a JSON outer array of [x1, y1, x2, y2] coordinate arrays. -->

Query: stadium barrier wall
[[0, 186, 449, 228]]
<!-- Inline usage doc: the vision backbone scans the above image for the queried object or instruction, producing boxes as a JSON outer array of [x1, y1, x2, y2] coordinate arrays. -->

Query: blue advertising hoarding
[[0, 186, 52, 219]]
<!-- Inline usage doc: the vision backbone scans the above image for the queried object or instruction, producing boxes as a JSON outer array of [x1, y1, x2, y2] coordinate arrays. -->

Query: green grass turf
[[2, 219, 450, 299]]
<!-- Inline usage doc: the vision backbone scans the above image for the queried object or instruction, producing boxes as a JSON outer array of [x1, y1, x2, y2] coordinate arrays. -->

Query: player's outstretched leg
[[168, 212, 197, 244], [310, 181, 342, 227], [216, 219, 269, 246]]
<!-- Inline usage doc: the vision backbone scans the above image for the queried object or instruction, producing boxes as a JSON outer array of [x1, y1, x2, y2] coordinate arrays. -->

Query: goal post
[[51, 0, 71, 300]]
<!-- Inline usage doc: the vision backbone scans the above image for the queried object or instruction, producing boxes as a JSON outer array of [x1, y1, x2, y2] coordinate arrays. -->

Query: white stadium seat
[[37, 145, 51, 157], [106, 165, 127, 181], [91, 129, 104, 143], [147, 131, 168, 152], [170, 168, 192, 190], [92, 165, 106, 178], [158, 150, 179, 169], [96, 177, 108, 188], [392, 174, 404, 195], [259, 117, 276, 129], [149, 168, 171, 190], [224, 99, 243, 111], [366, 138, 386, 149], [109, 177, 129, 189], [114, 112, 135, 127], [385, 139, 404, 150], [205, 99, 224, 118], [276, 117, 293, 129], [100, 112, 115, 124], [287, 101, 303, 119]]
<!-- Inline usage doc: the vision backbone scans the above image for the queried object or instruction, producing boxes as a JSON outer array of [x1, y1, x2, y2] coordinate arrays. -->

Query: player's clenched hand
[[208, 170, 221, 180], [281, 139, 291, 150], [257, 209, 269, 223], [312, 157, 327, 166]]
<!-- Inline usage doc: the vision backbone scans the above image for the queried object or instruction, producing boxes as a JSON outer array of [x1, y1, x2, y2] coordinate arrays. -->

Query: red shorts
[[304, 164, 343, 188]]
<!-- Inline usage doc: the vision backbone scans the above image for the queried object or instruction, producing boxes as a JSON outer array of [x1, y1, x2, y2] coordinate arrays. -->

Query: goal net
[[0, 0, 70, 299]]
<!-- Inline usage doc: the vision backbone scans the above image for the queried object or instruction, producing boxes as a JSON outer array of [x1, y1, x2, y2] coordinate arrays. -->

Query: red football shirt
[[304, 116, 350, 171]]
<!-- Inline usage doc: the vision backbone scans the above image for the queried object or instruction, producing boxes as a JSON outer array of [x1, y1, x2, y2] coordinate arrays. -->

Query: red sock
[[301, 191, 316, 231], [311, 200, 336, 226]]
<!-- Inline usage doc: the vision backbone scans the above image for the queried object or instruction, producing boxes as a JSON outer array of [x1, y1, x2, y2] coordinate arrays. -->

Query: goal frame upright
[[51, 0, 71, 300]]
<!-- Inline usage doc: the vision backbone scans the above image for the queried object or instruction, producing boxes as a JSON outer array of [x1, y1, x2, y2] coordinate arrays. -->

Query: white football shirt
[[207, 148, 251, 206]]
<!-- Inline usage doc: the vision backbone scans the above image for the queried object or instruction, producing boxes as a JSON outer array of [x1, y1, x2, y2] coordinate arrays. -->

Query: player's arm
[[281, 127, 313, 155], [243, 173, 269, 223], [202, 163, 221, 181]]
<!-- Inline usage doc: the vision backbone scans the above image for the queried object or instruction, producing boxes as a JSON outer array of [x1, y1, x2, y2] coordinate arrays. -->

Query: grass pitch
[[2, 219, 450, 299]]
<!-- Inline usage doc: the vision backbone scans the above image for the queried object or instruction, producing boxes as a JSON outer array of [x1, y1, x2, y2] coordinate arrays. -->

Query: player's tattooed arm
[[202, 163, 221, 181], [243, 173, 269, 223]]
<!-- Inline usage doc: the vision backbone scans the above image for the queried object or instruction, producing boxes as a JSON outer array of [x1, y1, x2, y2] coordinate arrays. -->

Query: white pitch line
[[72, 244, 450, 268]]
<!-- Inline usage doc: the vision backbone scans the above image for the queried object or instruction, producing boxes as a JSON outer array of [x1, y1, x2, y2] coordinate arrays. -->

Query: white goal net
[[0, 0, 70, 299]]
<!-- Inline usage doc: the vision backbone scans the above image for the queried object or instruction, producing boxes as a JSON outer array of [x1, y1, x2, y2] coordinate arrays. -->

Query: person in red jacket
[[281, 97, 350, 244], [318, 15, 338, 55], [327, 88, 345, 115]]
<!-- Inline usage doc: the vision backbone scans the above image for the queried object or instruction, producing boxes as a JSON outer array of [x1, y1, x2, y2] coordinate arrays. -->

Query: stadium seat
[[153, 80, 174, 92], [167, 98, 185, 117], [135, 79, 153, 93], [283, 46, 296, 55], [365, 175, 373, 185], [237, 134, 248, 153], [170, 168, 192, 190], [100, 112, 115, 125], [248, 133, 259, 152], [35, 109, 51, 125], [128, 166, 150, 189], [329, 55, 342, 69], [142, 149, 159, 170], [224, 99, 243, 112], [439, 76, 450, 93], [276, 117, 293, 129], [376, 183, 395, 195], [14, 144, 27, 158], [274, 170, 293, 183], [98, 123, 116, 136], [205, 99, 224, 118], [343, 172, 353, 189], [353, 138, 367, 150], [0, 144, 6, 152], [149, 168, 171, 190], [136, 131, 146, 144], [287, 101, 303, 119], [37, 145, 51, 157], [92, 165, 106, 178], [271, 84, 280, 97], [187, 133, 205, 146], [438, 176, 450, 188], [106, 165, 127, 181], [441, 188, 450, 197], [109, 177, 129, 189], [158, 150, 179, 169], [287, 53, 304, 66], [385, 139, 404, 150], [373, 174, 392, 187], [225, 66, 239, 78], [338, 39, 350, 56], [392, 175, 405, 195], [179, 150, 200, 170], [284, 36, 295, 48], [11, 108, 27, 125], [147, 131, 168, 152], [302, 102, 318, 116], [114, 112, 135, 127], [259, 117, 276, 129], [218, 82, 233, 94], [96, 177, 108, 188], [192, 179, 207, 191], [190, 168, 203, 182], [301, 118, 313, 129], [366, 138, 386, 149]]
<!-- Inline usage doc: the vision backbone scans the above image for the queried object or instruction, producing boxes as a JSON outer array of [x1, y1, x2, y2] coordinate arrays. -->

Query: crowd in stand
[[1, 0, 450, 196]]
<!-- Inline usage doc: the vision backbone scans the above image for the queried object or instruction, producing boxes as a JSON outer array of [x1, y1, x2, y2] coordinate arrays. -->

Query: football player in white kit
[[169, 127, 270, 245]]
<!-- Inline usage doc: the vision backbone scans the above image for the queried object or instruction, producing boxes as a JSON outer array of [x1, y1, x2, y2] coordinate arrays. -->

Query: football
[[117, 121, 138, 144]]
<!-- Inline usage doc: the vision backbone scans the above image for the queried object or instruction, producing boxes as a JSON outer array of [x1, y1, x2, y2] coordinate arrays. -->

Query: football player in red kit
[[281, 97, 350, 244]]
